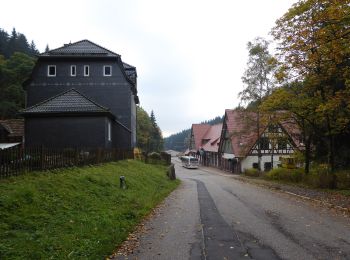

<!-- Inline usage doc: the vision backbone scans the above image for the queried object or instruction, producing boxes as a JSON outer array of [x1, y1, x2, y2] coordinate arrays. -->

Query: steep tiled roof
[[191, 124, 211, 150], [225, 110, 260, 157], [202, 123, 222, 152], [22, 89, 110, 114], [0, 119, 24, 137], [224, 110, 302, 157], [40, 40, 120, 57]]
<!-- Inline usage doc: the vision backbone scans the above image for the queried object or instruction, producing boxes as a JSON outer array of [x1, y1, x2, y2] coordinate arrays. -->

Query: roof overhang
[[0, 143, 21, 150]]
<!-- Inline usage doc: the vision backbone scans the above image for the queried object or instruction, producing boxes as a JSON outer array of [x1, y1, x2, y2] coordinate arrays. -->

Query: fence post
[[96, 148, 102, 164], [40, 145, 44, 171], [74, 148, 79, 166]]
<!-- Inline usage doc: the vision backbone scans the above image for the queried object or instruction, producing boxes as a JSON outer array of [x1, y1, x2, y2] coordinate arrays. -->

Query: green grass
[[0, 160, 180, 259]]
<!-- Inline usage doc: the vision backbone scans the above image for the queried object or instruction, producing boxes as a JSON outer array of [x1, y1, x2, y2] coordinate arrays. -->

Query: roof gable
[[222, 110, 301, 157], [22, 88, 110, 114], [40, 40, 120, 57], [191, 124, 211, 150], [202, 123, 223, 152]]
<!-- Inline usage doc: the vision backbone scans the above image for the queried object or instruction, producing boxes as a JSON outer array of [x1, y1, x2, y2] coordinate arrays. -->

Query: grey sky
[[1, 0, 297, 137]]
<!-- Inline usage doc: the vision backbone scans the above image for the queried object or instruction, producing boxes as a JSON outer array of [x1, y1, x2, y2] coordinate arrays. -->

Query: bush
[[336, 170, 350, 189], [148, 152, 161, 160], [243, 168, 260, 177], [146, 152, 167, 165], [303, 166, 350, 189], [264, 168, 304, 183], [303, 164, 333, 188]]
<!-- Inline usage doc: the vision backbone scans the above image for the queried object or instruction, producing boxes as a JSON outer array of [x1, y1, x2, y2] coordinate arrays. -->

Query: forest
[[0, 28, 38, 119]]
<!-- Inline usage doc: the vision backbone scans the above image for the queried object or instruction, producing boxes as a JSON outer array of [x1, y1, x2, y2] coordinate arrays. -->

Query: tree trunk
[[304, 136, 311, 174], [257, 111, 262, 172]]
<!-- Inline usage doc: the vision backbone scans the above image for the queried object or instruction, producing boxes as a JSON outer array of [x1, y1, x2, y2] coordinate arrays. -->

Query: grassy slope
[[0, 160, 179, 259]]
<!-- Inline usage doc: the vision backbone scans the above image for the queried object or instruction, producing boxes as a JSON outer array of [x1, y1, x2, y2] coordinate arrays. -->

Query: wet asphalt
[[117, 159, 350, 260]]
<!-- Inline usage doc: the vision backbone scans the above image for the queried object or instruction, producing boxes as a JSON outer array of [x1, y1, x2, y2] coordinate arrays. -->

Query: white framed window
[[108, 121, 112, 141], [71, 65, 76, 76], [47, 65, 56, 77], [104, 65, 112, 76], [84, 65, 89, 76]]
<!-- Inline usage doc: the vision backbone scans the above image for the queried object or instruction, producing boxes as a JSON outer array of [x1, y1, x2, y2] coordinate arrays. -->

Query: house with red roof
[[219, 109, 303, 173], [188, 123, 223, 167]]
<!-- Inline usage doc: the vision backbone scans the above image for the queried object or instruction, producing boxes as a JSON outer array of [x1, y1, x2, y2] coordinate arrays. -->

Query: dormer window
[[48, 65, 56, 77], [71, 65, 76, 76], [104, 65, 112, 76], [84, 65, 89, 76]]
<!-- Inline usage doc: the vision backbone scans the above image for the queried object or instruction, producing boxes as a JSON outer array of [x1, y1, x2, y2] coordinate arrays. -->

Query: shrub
[[264, 168, 304, 183], [148, 152, 161, 160], [336, 170, 350, 189], [304, 164, 334, 188], [243, 168, 260, 177], [146, 152, 167, 165]]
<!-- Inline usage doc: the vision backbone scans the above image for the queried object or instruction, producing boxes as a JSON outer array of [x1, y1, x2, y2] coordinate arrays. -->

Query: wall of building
[[241, 155, 289, 172], [25, 116, 111, 148], [26, 59, 135, 133], [113, 121, 132, 150]]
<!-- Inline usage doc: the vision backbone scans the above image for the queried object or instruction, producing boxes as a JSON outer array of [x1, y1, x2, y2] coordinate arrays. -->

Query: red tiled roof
[[191, 124, 211, 150], [225, 110, 260, 157], [224, 110, 301, 157], [0, 119, 24, 137], [202, 123, 222, 152]]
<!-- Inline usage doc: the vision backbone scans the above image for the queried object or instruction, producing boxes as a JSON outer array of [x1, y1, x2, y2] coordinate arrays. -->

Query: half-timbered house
[[219, 109, 303, 173]]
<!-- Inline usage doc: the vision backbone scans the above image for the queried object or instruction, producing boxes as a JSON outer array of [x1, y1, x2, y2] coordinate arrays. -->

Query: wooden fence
[[0, 146, 134, 178]]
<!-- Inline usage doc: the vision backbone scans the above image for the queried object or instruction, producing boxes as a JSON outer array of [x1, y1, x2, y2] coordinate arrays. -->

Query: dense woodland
[[164, 116, 223, 151], [137, 107, 164, 152], [0, 28, 38, 119]]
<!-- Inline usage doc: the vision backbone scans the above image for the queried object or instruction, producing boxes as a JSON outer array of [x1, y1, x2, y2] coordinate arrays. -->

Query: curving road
[[116, 158, 350, 260]]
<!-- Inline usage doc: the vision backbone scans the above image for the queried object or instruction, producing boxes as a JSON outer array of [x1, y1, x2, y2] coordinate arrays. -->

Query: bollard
[[119, 176, 127, 189], [167, 164, 176, 180]]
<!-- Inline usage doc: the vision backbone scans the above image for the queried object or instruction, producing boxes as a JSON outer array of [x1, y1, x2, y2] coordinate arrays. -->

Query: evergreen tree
[[0, 29, 9, 56], [29, 40, 39, 56], [0, 52, 35, 119], [0, 27, 39, 58], [5, 28, 18, 58], [45, 44, 50, 53], [149, 110, 163, 152], [136, 107, 164, 152], [16, 33, 30, 54]]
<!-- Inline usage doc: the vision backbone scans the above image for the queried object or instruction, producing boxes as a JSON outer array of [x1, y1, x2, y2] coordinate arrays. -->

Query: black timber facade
[[22, 40, 139, 149]]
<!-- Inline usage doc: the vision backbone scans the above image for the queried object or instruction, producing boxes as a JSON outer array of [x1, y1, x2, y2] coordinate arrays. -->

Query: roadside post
[[119, 176, 127, 189]]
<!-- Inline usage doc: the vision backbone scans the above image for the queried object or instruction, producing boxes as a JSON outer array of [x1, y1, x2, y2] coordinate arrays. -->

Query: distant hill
[[164, 116, 223, 152]]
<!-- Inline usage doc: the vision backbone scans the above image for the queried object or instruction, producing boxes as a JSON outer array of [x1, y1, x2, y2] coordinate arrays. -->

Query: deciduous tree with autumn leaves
[[260, 0, 350, 185]]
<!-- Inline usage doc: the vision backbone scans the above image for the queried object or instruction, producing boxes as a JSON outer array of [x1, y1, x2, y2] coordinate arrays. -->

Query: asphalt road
[[116, 159, 350, 260]]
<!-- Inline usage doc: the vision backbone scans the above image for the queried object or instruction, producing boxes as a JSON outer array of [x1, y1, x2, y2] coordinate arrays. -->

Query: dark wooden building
[[0, 119, 24, 144], [22, 40, 139, 149]]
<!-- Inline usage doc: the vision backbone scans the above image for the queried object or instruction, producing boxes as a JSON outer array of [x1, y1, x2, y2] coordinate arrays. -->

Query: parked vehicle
[[180, 156, 199, 169]]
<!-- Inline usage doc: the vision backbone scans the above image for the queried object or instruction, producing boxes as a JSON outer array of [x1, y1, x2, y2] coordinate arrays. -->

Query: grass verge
[[0, 160, 179, 259]]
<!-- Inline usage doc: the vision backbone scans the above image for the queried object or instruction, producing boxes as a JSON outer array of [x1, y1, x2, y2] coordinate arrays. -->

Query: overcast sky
[[1, 0, 297, 137]]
